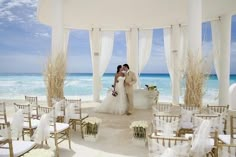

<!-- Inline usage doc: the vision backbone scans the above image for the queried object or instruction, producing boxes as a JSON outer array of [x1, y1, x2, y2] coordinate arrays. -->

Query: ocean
[[0, 73, 236, 103]]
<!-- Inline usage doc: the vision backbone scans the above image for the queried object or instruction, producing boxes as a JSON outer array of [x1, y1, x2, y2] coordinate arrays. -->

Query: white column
[[218, 15, 231, 105], [126, 28, 139, 89], [63, 29, 70, 54], [229, 84, 236, 110], [89, 28, 101, 102], [171, 25, 181, 105], [51, 0, 64, 59], [187, 0, 202, 56]]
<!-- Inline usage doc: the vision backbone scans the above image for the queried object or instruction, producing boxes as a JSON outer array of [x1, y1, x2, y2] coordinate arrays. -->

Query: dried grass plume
[[44, 52, 67, 107], [184, 52, 207, 107]]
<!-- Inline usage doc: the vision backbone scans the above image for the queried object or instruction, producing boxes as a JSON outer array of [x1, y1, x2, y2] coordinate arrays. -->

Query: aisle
[[59, 106, 152, 157]]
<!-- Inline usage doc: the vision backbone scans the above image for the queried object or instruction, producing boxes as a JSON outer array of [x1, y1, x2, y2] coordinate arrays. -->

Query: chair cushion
[[0, 140, 36, 157], [23, 120, 39, 129], [0, 137, 7, 142], [218, 135, 236, 144], [185, 134, 214, 146], [70, 113, 89, 120], [50, 123, 69, 133], [151, 132, 176, 137], [181, 122, 193, 129]]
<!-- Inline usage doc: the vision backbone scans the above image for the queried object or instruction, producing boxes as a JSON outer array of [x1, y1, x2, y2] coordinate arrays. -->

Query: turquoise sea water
[[0, 73, 236, 103]]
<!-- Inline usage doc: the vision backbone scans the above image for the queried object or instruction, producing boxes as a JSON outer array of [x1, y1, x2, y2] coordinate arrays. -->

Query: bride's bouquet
[[111, 85, 118, 97], [112, 90, 118, 97]]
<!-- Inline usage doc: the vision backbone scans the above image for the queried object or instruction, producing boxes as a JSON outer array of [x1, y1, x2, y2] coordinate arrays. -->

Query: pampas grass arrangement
[[44, 52, 67, 107], [184, 52, 206, 107]]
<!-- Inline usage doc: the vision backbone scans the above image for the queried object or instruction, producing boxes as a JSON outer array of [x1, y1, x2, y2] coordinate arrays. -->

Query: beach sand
[[2, 99, 152, 157]]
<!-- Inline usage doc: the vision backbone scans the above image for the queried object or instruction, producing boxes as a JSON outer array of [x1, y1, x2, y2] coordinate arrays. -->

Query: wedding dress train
[[96, 76, 128, 115]]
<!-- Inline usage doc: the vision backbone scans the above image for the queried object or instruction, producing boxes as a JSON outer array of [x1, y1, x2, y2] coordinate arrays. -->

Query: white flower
[[84, 117, 102, 124], [24, 149, 54, 157], [130, 121, 148, 128]]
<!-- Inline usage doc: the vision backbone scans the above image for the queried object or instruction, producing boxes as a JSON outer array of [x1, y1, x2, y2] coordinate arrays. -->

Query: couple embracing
[[96, 64, 137, 115]]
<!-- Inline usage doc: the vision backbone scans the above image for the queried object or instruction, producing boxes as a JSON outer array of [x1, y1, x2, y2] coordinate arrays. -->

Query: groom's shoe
[[127, 112, 132, 116]]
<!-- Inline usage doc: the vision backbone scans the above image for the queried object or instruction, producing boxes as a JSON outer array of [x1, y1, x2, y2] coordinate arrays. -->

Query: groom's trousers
[[126, 92, 134, 113]]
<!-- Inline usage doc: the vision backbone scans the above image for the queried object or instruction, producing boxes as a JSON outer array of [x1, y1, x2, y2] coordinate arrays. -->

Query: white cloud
[[0, 0, 38, 22]]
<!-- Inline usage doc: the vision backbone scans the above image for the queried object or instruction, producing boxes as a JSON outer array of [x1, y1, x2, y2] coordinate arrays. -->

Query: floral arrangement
[[112, 90, 118, 97], [24, 149, 54, 157], [130, 121, 148, 139], [84, 117, 102, 136], [145, 85, 157, 91]]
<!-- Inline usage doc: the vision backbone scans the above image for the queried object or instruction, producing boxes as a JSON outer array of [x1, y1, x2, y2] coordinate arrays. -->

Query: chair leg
[[67, 129, 71, 149], [73, 121, 77, 131], [22, 130, 25, 140], [80, 123, 84, 139], [54, 133, 59, 157]]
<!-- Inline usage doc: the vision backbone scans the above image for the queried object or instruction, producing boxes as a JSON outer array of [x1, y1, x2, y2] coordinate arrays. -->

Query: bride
[[96, 65, 128, 115]]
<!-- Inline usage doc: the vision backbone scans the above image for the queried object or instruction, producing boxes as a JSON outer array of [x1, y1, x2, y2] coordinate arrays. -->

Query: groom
[[123, 64, 137, 115]]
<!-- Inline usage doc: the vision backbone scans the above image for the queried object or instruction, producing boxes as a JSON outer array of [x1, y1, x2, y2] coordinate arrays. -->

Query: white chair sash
[[155, 118, 179, 136], [191, 120, 213, 157], [11, 109, 24, 138], [149, 139, 190, 157], [54, 99, 65, 117], [32, 113, 51, 144], [64, 103, 75, 123]]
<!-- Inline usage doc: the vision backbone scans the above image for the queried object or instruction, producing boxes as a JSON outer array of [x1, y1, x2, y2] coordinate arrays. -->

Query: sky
[[0, 0, 236, 74]]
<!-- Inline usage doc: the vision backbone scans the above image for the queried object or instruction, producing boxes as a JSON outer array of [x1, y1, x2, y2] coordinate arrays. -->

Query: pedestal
[[134, 89, 159, 109]]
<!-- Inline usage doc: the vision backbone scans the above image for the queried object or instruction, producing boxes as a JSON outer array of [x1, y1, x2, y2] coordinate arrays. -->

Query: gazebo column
[[126, 28, 139, 89], [218, 15, 231, 105], [51, 0, 70, 58], [171, 25, 181, 105], [187, 0, 202, 56], [51, 28, 70, 57], [90, 28, 101, 102]]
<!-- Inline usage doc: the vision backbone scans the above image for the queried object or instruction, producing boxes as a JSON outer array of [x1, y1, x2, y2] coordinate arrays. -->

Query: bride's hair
[[116, 65, 122, 73]]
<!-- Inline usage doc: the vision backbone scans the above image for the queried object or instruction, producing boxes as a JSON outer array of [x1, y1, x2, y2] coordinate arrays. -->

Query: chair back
[[25, 96, 38, 105], [180, 105, 200, 113], [36, 106, 57, 131], [52, 98, 66, 121], [207, 104, 229, 114], [193, 114, 221, 133], [13, 103, 32, 129], [153, 114, 181, 136], [148, 135, 191, 157], [0, 102, 7, 125], [230, 116, 236, 139], [65, 98, 82, 118], [152, 103, 172, 114]]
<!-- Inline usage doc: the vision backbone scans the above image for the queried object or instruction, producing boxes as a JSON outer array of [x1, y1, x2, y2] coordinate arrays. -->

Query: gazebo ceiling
[[37, 0, 236, 30]]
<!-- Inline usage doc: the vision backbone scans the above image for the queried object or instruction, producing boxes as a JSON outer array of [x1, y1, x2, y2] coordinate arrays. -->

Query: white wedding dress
[[96, 76, 128, 115]]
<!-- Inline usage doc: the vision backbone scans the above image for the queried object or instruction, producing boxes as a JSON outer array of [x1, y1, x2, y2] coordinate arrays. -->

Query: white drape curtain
[[179, 26, 188, 78], [98, 31, 115, 91], [138, 30, 153, 74], [99, 31, 114, 76], [138, 29, 153, 87], [89, 30, 114, 100], [126, 31, 132, 68], [125, 28, 139, 89], [89, 29, 101, 101], [211, 20, 221, 80], [164, 28, 174, 83]]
